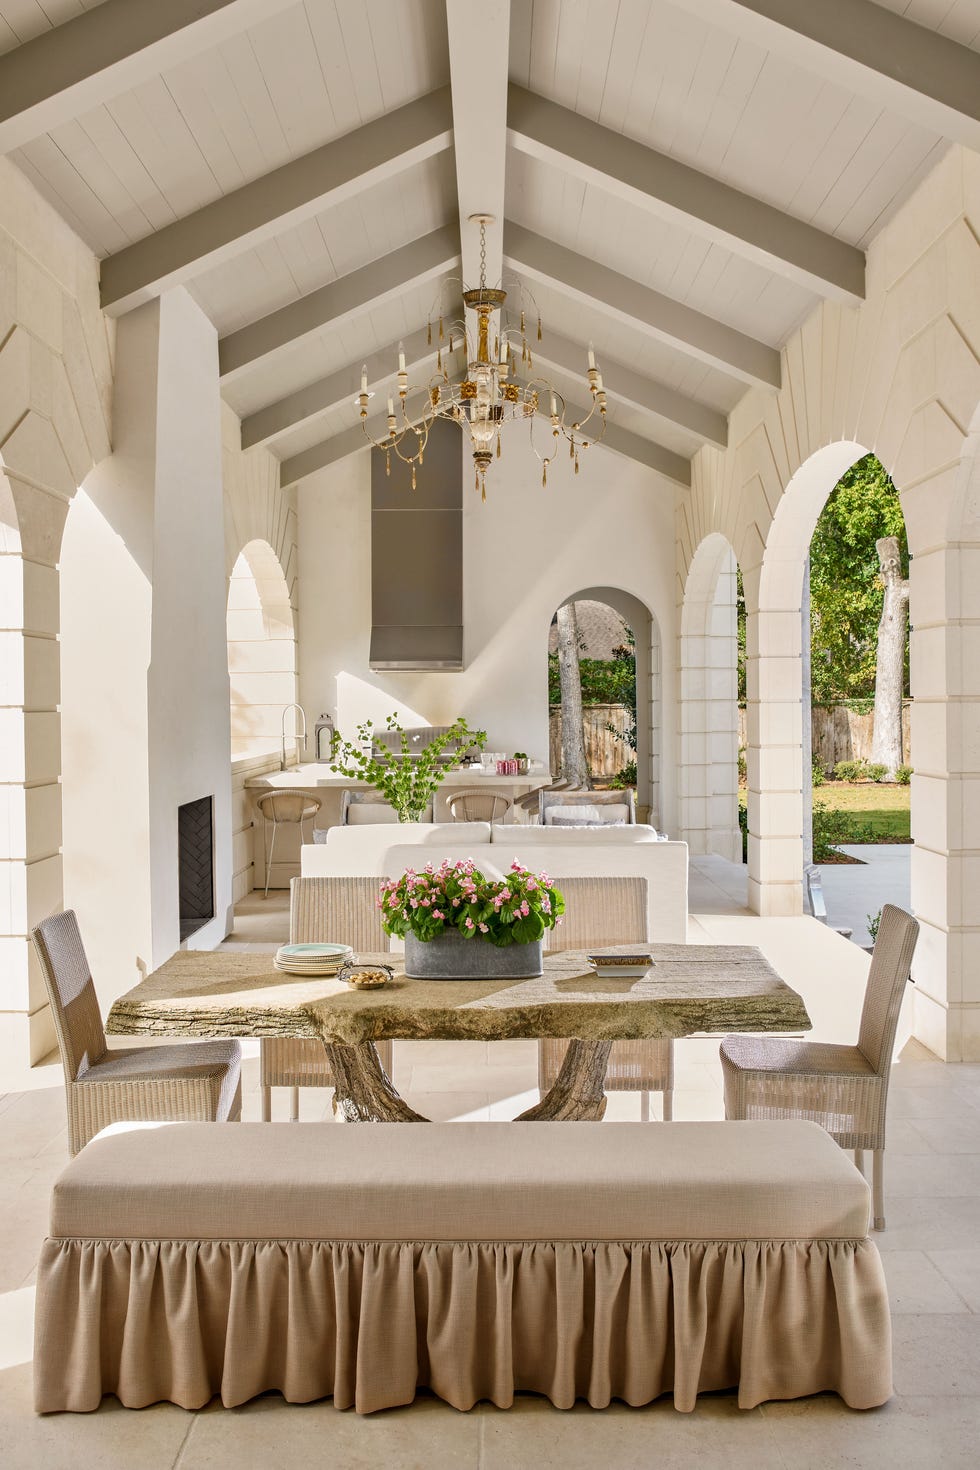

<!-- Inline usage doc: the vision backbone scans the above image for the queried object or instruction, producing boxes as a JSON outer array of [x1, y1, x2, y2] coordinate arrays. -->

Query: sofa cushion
[[53, 1120, 869, 1243]]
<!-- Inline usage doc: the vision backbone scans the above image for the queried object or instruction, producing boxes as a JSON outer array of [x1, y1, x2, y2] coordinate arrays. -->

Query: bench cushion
[[52, 1119, 870, 1242]]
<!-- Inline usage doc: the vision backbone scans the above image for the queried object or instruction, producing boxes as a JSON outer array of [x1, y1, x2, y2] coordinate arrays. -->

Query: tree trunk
[[871, 535, 909, 779], [555, 601, 590, 787]]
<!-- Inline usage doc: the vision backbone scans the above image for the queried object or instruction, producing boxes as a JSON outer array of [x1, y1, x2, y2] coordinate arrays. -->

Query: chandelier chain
[[479, 218, 487, 290]]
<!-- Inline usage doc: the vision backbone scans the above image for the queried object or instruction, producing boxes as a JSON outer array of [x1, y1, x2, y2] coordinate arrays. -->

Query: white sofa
[[302, 823, 688, 942]]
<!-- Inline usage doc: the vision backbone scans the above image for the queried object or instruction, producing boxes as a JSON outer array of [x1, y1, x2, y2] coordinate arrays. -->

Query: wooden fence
[[737, 703, 911, 770], [549, 705, 633, 779]]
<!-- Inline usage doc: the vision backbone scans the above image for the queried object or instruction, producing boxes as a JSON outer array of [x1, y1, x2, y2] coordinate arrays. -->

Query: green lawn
[[814, 781, 911, 842], [738, 781, 911, 844]]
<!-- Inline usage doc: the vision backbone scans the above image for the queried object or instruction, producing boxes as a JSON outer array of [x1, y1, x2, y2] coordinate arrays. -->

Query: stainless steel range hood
[[369, 419, 464, 671]]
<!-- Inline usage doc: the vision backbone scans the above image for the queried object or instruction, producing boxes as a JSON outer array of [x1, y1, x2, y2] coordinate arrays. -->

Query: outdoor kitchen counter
[[243, 767, 553, 885]]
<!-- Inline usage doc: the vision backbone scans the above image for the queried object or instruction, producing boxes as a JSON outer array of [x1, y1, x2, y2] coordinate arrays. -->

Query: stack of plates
[[274, 943, 353, 977]]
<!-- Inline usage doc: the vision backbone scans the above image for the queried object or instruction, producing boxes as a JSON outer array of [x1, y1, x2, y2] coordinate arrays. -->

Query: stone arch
[[0, 286, 111, 1079], [227, 538, 298, 757], [679, 532, 741, 861], [553, 586, 661, 829], [748, 442, 869, 916]]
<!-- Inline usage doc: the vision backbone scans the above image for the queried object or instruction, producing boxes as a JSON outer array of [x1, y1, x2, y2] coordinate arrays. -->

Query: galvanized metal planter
[[404, 929, 543, 980]]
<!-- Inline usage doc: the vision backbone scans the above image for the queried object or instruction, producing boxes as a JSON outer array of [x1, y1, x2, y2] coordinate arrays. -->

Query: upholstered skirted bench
[[34, 1119, 891, 1415]]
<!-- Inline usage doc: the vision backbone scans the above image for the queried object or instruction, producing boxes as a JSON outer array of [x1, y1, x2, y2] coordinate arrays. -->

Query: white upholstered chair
[[341, 789, 432, 824], [538, 876, 673, 1120], [260, 875, 392, 1121], [539, 788, 636, 825], [32, 910, 242, 1155], [720, 903, 918, 1230]]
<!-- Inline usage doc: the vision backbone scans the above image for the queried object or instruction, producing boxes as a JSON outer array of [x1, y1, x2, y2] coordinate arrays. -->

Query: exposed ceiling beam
[[446, 0, 508, 320], [0, 0, 294, 153], [218, 224, 460, 381], [507, 84, 864, 304], [691, 0, 980, 152], [241, 326, 464, 449], [280, 417, 383, 486], [504, 222, 781, 389], [532, 328, 728, 448], [281, 391, 691, 489], [101, 88, 454, 314]]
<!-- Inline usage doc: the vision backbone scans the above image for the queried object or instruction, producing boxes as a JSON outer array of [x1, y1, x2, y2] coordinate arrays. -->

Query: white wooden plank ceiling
[[1, 0, 978, 486]]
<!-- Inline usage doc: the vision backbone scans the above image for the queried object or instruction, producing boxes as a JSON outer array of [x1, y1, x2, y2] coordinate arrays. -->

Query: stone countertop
[[244, 765, 552, 790], [106, 946, 811, 1045]]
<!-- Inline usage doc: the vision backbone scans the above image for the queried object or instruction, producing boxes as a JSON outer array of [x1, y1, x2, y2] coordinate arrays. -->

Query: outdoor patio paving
[[1, 883, 978, 1467]]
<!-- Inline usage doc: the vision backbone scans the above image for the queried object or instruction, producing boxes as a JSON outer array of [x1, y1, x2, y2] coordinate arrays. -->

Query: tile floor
[[2, 875, 979, 1468]]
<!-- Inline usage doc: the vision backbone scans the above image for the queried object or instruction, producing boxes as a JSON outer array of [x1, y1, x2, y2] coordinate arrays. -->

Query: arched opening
[[227, 539, 297, 759], [679, 534, 741, 862], [750, 441, 896, 916], [548, 588, 660, 827]]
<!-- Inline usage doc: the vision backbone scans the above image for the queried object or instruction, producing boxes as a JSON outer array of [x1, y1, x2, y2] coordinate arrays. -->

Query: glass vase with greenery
[[329, 713, 487, 822]]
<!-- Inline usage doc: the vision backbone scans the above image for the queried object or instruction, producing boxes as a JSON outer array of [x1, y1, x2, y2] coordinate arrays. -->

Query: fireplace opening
[[178, 796, 215, 941]]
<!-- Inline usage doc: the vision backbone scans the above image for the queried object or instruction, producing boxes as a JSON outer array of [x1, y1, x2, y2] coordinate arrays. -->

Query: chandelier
[[356, 215, 607, 500]]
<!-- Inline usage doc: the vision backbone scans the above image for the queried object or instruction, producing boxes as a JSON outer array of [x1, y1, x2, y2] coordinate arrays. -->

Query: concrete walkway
[[818, 844, 912, 947], [690, 846, 912, 949]]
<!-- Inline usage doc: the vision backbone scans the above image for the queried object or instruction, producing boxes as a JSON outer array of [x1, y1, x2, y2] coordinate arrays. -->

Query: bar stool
[[255, 791, 322, 898]]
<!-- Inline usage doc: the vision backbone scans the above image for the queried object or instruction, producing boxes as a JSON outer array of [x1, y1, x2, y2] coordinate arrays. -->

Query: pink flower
[[465, 917, 475, 930], [500, 888, 511, 901], [432, 909, 444, 920], [478, 922, 489, 933], [420, 897, 431, 907], [451, 897, 460, 907], [542, 899, 551, 914], [410, 898, 419, 909], [520, 901, 529, 916]]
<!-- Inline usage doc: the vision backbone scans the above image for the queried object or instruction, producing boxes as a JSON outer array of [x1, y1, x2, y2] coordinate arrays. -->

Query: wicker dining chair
[[719, 903, 919, 1230], [538, 876, 673, 1121], [260, 875, 393, 1121], [32, 910, 242, 1156], [446, 788, 513, 823]]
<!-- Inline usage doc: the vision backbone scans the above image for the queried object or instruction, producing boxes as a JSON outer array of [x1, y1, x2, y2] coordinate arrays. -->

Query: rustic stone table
[[107, 946, 811, 1123]]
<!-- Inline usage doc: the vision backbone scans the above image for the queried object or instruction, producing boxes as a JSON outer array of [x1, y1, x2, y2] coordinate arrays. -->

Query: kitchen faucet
[[280, 703, 307, 771]]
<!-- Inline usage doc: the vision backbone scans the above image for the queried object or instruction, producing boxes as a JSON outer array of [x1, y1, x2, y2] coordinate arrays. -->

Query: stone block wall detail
[[0, 158, 113, 1075], [676, 146, 980, 1059]]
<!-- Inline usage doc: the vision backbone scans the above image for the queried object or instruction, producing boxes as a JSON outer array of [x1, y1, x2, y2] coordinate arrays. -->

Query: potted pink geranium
[[378, 859, 565, 980]]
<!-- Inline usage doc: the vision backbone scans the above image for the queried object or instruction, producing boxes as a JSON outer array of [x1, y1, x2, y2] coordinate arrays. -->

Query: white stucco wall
[[296, 422, 680, 835], [62, 290, 233, 1014]]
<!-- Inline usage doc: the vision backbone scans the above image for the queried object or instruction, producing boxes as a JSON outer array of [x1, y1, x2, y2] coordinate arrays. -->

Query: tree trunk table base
[[325, 1038, 612, 1123]]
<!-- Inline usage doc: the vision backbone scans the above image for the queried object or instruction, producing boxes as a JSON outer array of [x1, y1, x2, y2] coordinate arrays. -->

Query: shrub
[[864, 762, 887, 783], [834, 758, 867, 782], [867, 908, 882, 945], [738, 802, 748, 864], [895, 764, 913, 785], [812, 802, 874, 861], [609, 760, 637, 789], [738, 747, 747, 783], [811, 753, 826, 786]]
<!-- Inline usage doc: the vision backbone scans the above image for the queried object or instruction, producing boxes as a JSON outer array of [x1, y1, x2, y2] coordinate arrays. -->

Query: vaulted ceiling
[[3, 0, 979, 490]]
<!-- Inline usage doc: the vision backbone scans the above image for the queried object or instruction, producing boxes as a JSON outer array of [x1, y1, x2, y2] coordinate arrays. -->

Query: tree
[[809, 455, 908, 704], [554, 601, 590, 787], [871, 535, 909, 778]]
